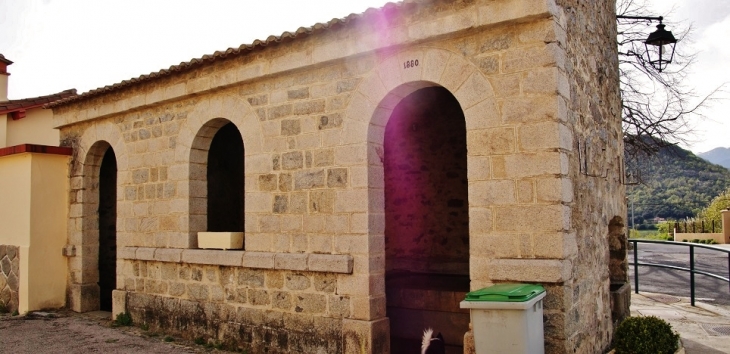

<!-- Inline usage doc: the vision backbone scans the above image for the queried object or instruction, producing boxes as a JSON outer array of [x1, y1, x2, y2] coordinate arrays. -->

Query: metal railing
[[672, 220, 723, 234], [630, 239, 730, 306]]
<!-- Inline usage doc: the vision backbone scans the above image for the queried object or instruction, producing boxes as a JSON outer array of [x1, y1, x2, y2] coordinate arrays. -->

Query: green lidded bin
[[461, 283, 547, 353], [464, 283, 545, 302]]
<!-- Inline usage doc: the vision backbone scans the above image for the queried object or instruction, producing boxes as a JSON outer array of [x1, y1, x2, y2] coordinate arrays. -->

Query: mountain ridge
[[698, 147, 730, 170]]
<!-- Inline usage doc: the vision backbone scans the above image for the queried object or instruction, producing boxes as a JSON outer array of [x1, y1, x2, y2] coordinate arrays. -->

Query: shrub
[[613, 316, 679, 354], [114, 312, 133, 326]]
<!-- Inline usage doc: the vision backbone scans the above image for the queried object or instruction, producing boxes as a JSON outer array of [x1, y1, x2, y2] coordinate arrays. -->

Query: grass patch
[[163, 336, 174, 342], [104, 338, 119, 343], [629, 229, 672, 241]]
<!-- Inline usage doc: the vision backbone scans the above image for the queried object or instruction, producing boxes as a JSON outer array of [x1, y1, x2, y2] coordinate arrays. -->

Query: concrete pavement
[[631, 291, 730, 353]]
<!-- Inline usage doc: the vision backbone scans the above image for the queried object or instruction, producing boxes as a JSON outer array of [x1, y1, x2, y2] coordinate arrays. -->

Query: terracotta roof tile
[[48, 0, 417, 108], [0, 144, 73, 158], [0, 89, 77, 114]]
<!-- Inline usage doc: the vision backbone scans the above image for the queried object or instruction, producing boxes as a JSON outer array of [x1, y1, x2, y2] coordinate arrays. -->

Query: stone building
[[49, 0, 628, 352]]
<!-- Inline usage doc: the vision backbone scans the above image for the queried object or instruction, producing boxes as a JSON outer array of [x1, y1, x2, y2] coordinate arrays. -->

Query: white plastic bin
[[460, 284, 546, 354]]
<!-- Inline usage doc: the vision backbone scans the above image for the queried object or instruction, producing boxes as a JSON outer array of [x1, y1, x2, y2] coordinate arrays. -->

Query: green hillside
[[626, 144, 730, 224]]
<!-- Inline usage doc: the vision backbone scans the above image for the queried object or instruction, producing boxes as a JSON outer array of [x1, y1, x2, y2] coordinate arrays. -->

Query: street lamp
[[617, 15, 678, 72]]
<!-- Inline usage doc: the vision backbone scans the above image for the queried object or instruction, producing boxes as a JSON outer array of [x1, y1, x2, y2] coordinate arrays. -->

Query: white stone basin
[[197, 232, 244, 250]]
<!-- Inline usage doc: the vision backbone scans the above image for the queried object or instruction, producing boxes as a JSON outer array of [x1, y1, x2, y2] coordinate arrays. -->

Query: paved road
[[629, 242, 730, 306]]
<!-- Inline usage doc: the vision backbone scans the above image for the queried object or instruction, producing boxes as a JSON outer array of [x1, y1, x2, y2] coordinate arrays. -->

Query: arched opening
[[384, 86, 470, 353], [608, 216, 627, 284], [207, 122, 244, 232], [608, 216, 630, 325], [98, 147, 117, 311]]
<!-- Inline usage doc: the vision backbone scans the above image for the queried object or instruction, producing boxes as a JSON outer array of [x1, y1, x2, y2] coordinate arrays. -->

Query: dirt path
[[0, 311, 229, 354]]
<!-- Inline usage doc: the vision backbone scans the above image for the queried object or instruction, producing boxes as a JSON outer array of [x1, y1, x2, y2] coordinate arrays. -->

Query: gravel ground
[[0, 310, 232, 354]]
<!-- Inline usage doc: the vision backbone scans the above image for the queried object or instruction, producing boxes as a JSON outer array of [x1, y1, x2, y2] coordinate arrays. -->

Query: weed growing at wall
[[114, 312, 132, 326]]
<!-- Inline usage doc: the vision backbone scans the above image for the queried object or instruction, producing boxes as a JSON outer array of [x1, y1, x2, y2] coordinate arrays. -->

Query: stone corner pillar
[[112, 290, 127, 319], [68, 283, 100, 313], [342, 317, 390, 354]]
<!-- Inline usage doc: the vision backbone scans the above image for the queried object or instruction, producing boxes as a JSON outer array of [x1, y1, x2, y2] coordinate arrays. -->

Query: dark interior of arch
[[384, 86, 470, 352], [207, 122, 245, 232], [98, 147, 117, 311]]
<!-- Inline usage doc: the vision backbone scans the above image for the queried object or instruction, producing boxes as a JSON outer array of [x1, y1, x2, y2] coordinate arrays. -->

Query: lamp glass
[[644, 24, 677, 72]]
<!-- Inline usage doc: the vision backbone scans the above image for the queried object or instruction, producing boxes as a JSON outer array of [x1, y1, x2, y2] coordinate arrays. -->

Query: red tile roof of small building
[[48, 0, 417, 108], [0, 144, 73, 158], [0, 89, 77, 115]]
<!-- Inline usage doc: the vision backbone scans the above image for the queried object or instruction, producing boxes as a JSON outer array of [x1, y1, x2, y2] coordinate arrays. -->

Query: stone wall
[[125, 263, 347, 351], [552, 0, 625, 352], [0, 245, 19, 313], [52, 0, 624, 352], [117, 247, 356, 352]]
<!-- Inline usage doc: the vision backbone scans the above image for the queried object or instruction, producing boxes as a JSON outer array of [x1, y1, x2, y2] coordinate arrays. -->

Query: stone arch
[[75, 140, 117, 312], [174, 94, 259, 247], [346, 46, 498, 281], [346, 47, 499, 352], [70, 121, 127, 313], [73, 121, 129, 179], [344, 47, 498, 146], [188, 118, 245, 240], [175, 94, 261, 160]]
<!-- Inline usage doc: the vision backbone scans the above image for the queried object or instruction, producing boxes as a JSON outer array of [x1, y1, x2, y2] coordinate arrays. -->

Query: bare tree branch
[[616, 0, 725, 160]]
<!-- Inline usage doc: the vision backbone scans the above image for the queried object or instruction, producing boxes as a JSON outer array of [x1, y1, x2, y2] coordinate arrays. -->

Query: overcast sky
[[1, 0, 727, 153]]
